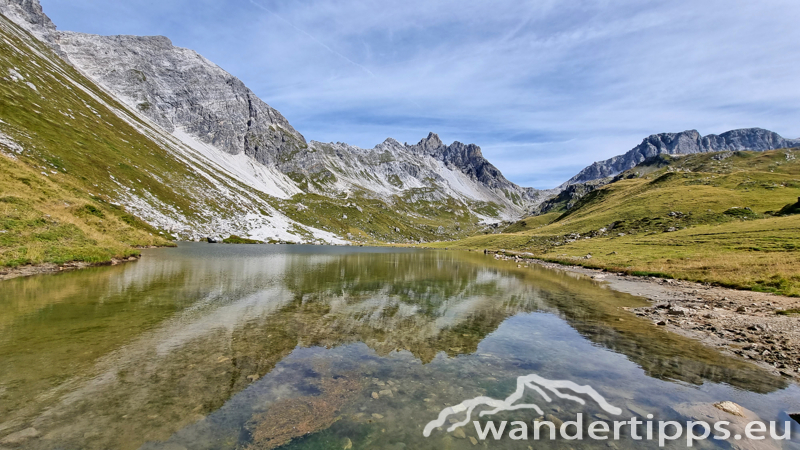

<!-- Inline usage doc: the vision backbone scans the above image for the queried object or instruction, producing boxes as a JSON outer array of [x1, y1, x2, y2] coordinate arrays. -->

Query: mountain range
[[1, 0, 798, 248]]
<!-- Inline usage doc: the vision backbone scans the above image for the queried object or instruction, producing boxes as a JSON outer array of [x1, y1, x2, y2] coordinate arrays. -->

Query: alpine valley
[[1, 0, 799, 293], [3, 2, 800, 449]]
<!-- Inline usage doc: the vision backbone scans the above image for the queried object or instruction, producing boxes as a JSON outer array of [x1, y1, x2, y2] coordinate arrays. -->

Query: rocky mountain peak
[[0, 0, 58, 48], [420, 132, 444, 148], [565, 127, 800, 186], [55, 31, 307, 163]]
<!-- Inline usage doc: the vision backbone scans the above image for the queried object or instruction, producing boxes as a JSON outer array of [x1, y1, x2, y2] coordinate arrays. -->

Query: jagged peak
[[0, 0, 58, 46], [416, 132, 443, 148], [380, 137, 401, 147], [641, 129, 700, 142]]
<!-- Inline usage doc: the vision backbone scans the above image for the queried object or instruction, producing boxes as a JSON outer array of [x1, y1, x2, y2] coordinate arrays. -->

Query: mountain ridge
[[0, 0, 546, 258], [565, 128, 800, 186], [55, 31, 309, 164], [49, 20, 544, 216]]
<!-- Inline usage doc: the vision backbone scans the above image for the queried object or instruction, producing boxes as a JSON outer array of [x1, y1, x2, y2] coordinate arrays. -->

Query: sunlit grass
[[428, 150, 800, 296]]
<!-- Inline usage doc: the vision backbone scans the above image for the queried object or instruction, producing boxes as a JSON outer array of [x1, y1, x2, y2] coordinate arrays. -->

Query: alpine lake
[[1, 243, 798, 449]]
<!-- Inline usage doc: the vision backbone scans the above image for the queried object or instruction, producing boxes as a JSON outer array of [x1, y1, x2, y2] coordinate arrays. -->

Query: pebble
[[714, 401, 745, 417]]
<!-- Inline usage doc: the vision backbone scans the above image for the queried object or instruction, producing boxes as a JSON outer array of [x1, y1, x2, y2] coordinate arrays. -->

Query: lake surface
[[1, 243, 798, 449]]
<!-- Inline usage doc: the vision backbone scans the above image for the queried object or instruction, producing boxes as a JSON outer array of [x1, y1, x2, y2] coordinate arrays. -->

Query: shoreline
[[487, 251, 800, 381], [3, 244, 798, 382], [0, 255, 140, 281]]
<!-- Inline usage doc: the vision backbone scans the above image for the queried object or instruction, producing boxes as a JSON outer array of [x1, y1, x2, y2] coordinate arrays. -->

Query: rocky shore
[[488, 251, 800, 381], [0, 256, 139, 281]]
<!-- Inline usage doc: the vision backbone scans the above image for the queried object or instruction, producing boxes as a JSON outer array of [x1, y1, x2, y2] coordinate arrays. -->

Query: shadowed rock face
[[566, 128, 800, 186], [409, 133, 513, 191]]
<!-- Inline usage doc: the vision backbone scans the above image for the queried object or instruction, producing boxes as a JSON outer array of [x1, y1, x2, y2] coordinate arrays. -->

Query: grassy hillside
[[274, 190, 493, 245], [0, 154, 170, 266], [427, 149, 800, 296], [0, 15, 185, 266]]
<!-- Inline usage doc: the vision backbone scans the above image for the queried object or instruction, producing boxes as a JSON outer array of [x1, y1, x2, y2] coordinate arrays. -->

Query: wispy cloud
[[247, 0, 377, 78], [42, 0, 800, 188]]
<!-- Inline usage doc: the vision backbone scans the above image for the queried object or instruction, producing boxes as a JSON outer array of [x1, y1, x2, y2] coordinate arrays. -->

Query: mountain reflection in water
[[0, 243, 794, 450]]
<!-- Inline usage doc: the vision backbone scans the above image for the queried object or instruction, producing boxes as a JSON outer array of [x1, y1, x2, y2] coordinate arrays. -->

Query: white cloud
[[42, 0, 800, 188]]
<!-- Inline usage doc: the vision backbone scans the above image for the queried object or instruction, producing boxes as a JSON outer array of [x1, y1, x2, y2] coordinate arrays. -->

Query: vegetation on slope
[[0, 15, 195, 266], [0, 154, 170, 266], [275, 190, 493, 245], [427, 149, 800, 296], [0, 12, 512, 266], [222, 235, 263, 244]]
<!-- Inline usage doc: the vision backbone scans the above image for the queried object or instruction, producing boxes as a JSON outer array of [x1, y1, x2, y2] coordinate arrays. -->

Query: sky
[[40, 0, 800, 189]]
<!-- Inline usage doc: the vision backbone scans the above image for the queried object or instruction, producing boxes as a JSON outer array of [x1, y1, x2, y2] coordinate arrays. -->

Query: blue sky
[[41, 0, 800, 189]]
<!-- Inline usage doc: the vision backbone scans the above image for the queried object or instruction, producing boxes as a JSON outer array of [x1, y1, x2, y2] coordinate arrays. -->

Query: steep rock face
[[0, 0, 60, 51], [566, 128, 800, 185], [53, 32, 544, 214], [0, 10, 345, 244], [55, 32, 307, 162], [294, 133, 546, 217], [409, 133, 519, 192]]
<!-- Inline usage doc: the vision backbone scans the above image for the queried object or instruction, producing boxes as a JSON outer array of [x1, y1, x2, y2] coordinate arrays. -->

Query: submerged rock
[[673, 402, 780, 450], [0, 427, 39, 444], [714, 401, 745, 417]]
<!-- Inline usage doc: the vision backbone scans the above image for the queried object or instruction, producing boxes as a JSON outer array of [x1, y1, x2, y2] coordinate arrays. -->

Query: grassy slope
[[0, 154, 168, 266], [0, 15, 204, 266], [0, 15, 191, 266], [275, 191, 488, 245], [427, 150, 800, 296]]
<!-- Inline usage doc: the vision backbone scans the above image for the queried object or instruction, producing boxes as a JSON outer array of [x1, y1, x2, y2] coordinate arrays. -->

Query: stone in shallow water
[[714, 401, 745, 417], [0, 427, 38, 444], [545, 414, 563, 428], [673, 402, 779, 450]]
